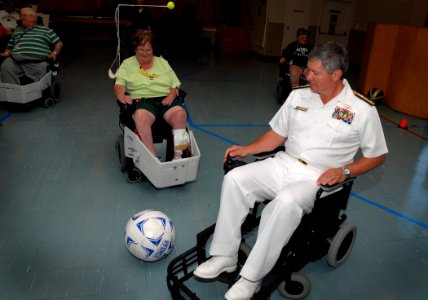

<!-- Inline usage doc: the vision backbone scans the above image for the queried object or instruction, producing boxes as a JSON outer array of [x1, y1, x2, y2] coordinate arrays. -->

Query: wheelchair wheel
[[43, 97, 55, 108], [326, 222, 357, 268], [275, 80, 292, 105], [275, 82, 285, 104], [277, 272, 311, 299], [115, 134, 128, 171], [126, 167, 144, 183]]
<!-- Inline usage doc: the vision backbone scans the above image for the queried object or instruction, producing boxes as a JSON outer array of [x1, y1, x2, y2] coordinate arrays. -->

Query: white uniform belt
[[297, 158, 308, 165], [294, 156, 323, 171], [282, 152, 324, 170]]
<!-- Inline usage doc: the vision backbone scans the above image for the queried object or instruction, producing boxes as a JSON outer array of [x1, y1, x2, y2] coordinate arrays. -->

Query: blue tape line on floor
[[0, 112, 12, 123], [191, 124, 239, 145], [192, 123, 269, 127], [351, 192, 428, 229]]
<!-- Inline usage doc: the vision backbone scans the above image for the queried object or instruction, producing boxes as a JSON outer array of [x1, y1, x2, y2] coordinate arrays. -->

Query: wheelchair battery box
[[0, 71, 52, 104], [124, 126, 201, 188]]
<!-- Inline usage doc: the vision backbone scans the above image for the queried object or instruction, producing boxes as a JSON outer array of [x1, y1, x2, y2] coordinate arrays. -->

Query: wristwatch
[[342, 166, 351, 178]]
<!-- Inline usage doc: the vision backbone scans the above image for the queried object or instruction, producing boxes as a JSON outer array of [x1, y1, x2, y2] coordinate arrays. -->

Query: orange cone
[[398, 118, 408, 129]]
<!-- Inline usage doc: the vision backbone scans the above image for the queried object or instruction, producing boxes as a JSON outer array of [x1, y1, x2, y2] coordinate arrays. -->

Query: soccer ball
[[124, 210, 176, 262]]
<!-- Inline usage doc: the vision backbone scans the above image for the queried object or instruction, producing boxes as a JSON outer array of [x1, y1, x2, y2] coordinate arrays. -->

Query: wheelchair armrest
[[177, 88, 187, 100], [117, 100, 136, 113], [320, 177, 356, 193]]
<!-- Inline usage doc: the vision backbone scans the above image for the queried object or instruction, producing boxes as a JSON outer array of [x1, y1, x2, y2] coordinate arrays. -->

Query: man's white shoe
[[193, 256, 238, 280], [225, 277, 261, 300]]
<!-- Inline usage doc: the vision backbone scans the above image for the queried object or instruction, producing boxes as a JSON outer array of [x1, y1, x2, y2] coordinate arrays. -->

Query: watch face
[[343, 168, 351, 176]]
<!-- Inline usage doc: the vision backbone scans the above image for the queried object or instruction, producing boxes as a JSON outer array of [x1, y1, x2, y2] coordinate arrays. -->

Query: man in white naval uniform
[[193, 42, 388, 300]]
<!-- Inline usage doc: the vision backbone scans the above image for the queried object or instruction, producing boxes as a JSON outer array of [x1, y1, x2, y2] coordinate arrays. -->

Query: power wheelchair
[[114, 90, 201, 188], [167, 152, 357, 299], [0, 59, 61, 109], [275, 63, 307, 105]]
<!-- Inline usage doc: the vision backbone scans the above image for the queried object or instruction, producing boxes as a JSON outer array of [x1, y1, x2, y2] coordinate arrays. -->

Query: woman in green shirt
[[114, 30, 189, 160]]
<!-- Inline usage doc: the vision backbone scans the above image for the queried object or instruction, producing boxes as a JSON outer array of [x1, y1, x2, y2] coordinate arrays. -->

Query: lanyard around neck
[[140, 66, 158, 80], [14, 27, 33, 46]]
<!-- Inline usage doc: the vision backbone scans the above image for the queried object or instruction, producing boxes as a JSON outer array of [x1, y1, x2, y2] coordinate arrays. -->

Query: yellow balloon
[[167, 1, 175, 10]]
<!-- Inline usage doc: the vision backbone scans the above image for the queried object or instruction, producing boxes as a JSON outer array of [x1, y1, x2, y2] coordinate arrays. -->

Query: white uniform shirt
[[270, 79, 388, 170]]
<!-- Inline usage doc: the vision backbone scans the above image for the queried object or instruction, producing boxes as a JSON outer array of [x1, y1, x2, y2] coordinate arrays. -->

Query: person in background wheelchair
[[114, 29, 189, 160], [0, 7, 62, 84], [193, 41, 388, 300], [279, 28, 312, 88]]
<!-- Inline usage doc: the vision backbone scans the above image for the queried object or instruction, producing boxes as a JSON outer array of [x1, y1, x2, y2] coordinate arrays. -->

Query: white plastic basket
[[124, 126, 201, 188], [0, 71, 52, 104]]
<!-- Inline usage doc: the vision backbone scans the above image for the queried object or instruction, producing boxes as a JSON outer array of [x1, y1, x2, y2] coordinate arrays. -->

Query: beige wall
[[307, 0, 427, 31], [352, 0, 427, 31]]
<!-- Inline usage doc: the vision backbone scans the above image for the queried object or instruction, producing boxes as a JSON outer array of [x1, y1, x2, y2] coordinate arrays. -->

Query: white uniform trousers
[[209, 152, 323, 281]]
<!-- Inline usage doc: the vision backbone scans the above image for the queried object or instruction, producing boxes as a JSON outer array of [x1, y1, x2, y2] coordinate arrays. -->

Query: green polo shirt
[[115, 56, 181, 99], [8, 25, 61, 60]]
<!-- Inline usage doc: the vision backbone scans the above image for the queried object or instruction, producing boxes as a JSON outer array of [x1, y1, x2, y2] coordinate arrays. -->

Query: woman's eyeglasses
[[136, 48, 153, 54]]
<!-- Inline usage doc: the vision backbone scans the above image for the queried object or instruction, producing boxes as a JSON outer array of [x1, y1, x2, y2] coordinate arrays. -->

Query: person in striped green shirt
[[0, 7, 63, 84]]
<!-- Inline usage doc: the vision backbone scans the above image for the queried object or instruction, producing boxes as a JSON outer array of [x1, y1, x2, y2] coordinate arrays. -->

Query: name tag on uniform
[[295, 106, 308, 112]]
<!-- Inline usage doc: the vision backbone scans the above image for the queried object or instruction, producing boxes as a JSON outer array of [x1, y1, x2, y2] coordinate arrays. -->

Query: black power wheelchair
[[275, 63, 307, 105], [167, 151, 357, 299], [114, 90, 201, 188]]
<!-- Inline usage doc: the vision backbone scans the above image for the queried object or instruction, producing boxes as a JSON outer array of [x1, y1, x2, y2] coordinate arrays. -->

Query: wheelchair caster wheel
[[327, 221, 357, 268], [277, 272, 311, 299], [51, 81, 61, 102], [44, 97, 55, 108], [115, 134, 128, 171], [126, 167, 144, 183]]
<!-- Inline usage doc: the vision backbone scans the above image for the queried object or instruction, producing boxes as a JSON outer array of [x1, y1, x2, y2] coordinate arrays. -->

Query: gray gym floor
[[1, 43, 427, 300]]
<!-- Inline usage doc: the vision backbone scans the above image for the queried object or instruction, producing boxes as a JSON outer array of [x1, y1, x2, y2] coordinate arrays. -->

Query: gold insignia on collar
[[295, 106, 308, 111], [292, 84, 310, 90]]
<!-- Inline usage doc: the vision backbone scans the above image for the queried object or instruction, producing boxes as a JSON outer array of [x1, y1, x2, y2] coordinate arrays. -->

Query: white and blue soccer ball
[[124, 210, 176, 262]]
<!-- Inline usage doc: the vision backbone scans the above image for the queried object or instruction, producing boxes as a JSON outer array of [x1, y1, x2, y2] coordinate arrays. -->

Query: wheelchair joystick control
[[52, 62, 59, 77]]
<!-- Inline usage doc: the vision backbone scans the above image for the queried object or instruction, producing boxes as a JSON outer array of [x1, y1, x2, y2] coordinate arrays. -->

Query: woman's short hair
[[133, 29, 154, 51], [308, 41, 349, 75]]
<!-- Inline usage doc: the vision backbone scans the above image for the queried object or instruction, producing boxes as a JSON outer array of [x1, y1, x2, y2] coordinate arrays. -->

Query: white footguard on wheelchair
[[124, 126, 200, 188], [0, 71, 52, 104]]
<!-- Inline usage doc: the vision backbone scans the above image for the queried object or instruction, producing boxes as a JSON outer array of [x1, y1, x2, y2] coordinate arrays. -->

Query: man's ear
[[332, 69, 343, 81]]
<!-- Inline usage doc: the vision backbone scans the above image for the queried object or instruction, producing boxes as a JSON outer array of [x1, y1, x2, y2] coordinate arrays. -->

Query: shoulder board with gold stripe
[[292, 84, 310, 90], [354, 90, 375, 106]]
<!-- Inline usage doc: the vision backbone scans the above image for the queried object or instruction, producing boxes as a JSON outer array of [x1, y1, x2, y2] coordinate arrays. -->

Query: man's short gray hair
[[308, 41, 349, 75]]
